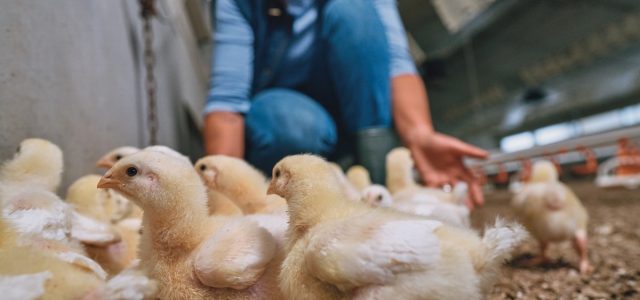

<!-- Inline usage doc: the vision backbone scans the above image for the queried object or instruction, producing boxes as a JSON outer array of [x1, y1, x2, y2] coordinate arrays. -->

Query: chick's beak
[[267, 181, 277, 195], [97, 172, 122, 189], [96, 156, 113, 169]]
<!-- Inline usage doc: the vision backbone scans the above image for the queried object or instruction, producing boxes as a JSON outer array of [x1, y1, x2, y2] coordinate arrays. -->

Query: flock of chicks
[[0, 138, 591, 299]]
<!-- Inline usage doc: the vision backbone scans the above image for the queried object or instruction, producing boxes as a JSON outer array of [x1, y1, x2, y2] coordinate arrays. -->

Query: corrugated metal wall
[[0, 0, 211, 190]]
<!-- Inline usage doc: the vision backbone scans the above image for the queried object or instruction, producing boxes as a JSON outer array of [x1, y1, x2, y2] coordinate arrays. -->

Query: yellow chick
[[386, 147, 417, 195], [193, 159, 243, 216], [386, 147, 466, 205], [1, 139, 120, 248], [1, 138, 63, 193], [269, 154, 528, 300], [345, 165, 372, 191], [99, 150, 284, 299], [512, 160, 590, 274], [66, 174, 142, 275], [361, 184, 470, 228], [1, 204, 156, 300], [66, 174, 111, 222], [195, 155, 286, 214], [0, 194, 107, 300]]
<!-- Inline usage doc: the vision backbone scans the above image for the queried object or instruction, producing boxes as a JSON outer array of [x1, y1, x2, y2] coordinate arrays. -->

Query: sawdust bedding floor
[[471, 180, 640, 299]]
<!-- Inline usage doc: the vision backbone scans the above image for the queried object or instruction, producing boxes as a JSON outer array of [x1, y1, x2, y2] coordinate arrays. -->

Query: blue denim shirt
[[205, 0, 416, 115]]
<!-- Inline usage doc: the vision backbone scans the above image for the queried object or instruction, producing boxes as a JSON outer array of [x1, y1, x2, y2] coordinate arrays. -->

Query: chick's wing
[[304, 216, 442, 291], [193, 219, 277, 290]]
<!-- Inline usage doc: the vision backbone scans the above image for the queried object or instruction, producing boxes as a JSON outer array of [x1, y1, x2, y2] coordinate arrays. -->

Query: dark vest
[[229, 0, 326, 95]]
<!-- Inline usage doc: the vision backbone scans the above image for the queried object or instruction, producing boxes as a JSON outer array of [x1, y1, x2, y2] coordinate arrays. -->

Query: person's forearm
[[392, 74, 435, 143], [203, 111, 245, 157]]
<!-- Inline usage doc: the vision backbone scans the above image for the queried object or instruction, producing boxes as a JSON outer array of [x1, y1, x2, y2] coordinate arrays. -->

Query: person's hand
[[405, 127, 489, 210]]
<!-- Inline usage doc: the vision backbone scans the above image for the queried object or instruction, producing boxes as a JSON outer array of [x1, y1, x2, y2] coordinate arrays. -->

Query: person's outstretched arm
[[374, 0, 489, 208], [203, 0, 254, 157], [392, 75, 488, 209]]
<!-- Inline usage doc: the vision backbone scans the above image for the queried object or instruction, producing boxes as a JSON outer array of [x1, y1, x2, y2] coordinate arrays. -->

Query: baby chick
[[386, 147, 417, 195], [195, 155, 286, 214], [346, 165, 372, 191], [96, 147, 146, 220], [1, 198, 156, 300], [193, 159, 243, 216], [512, 160, 591, 274], [1, 138, 63, 192], [0, 192, 107, 300], [386, 147, 469, 207], [1, 139, 119, 248], [66, 175, 141, 275], [99, 150, 284, 299], [269, 154, 527, 300], [362, 184, 470, 228]]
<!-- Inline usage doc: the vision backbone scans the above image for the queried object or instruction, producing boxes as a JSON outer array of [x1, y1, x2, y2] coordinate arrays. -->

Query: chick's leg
[[572, 230, 591, 274]]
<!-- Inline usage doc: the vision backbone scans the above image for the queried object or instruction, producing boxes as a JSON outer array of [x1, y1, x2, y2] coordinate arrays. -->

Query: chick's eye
[[274, 169, 281, 178], [376, 195, 383, 202], [199, 164, 206, 171], [126, 167, 138, 177], [15, 146, 21, 153], [115, 154, 123, 161]]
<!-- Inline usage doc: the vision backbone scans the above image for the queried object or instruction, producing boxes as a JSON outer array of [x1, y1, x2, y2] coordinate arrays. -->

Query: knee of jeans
[[245, 89, 338, 170]]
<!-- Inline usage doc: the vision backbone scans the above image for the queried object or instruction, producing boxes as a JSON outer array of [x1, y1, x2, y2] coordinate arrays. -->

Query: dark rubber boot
[[355, 127, 400, 184]]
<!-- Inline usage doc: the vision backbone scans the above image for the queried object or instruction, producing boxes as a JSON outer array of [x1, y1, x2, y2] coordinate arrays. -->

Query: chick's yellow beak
[[97, 172, 122, 189], [267, 181, 277, 195]]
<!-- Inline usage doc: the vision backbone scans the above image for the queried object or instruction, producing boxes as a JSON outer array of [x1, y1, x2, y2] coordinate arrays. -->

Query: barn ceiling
[[399, 0, 640, 148]]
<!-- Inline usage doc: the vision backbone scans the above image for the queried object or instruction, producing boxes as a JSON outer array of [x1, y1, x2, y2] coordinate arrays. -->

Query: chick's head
[[194, 156, 221, 187], [361, 185, 393, 207], [97, 150, 204, 212], [530, 160, 558, 183], [143, 145, 192, 166], [386, 147, 414, 170], [1, 138, 63, 191], [96, 146, 140, 169], [268, 154, 340, 202], [194, 155, 266, 191]]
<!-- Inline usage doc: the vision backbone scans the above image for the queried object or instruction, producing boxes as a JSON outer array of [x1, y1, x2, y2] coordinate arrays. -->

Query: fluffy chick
[[195, 155, 285, 214], [386, 147, 468, 208], [0, 194, 107, 300], [96, 147, 146, 220], [270, 154, 527, 300], [512, 160, 590, 274], [66, 174, 142, 275], [362, 185, 470, 228], [99, 150, 284, 299], [386, 147, 417, 195], [346, 165, 372, 191], [1, 138, 63, 192], [193, 160, 243, 216]]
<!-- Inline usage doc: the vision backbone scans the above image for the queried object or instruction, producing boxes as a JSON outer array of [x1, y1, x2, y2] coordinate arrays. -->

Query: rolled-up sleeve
[[204, 0, 254, 115], [372, 0, 417, 77]]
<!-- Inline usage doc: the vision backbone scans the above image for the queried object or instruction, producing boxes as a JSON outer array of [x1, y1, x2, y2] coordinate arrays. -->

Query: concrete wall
[[0, 0, 210, 191]]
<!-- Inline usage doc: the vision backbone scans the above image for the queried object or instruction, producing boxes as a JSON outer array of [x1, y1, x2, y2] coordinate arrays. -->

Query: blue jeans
[[245, 0, 392, 174]]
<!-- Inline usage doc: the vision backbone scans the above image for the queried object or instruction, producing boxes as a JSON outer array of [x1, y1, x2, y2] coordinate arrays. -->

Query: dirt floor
[[471, 180, 640, 299]]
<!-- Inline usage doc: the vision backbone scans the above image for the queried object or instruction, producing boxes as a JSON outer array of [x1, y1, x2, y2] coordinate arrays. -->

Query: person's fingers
[[469, 181, 485, 208], [446, 136, 489, 159], [425, 175, 448, 188], [409, 146, 436, 186]]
